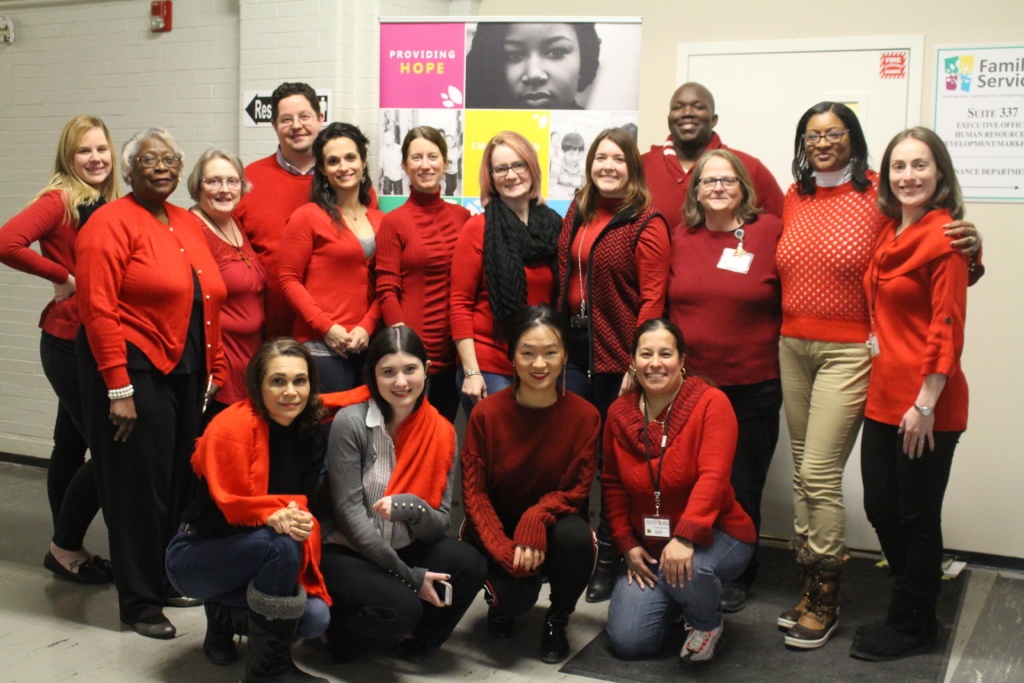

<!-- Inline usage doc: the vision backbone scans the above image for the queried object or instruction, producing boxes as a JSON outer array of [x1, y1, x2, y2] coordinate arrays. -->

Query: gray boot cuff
[[246, 581, 307, 620]]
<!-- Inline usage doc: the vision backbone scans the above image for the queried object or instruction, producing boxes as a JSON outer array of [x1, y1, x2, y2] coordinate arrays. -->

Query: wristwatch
[[913, 405, 934, 417]]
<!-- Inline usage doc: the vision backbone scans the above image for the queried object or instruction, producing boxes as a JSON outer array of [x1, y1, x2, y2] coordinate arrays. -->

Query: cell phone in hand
[[433, 579, 452, 606]]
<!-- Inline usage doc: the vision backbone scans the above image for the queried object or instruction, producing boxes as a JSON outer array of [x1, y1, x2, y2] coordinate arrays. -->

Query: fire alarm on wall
[[150, 0, 172, 33]]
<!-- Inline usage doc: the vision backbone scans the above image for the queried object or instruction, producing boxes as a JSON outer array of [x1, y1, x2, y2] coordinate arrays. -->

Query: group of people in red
[[0, 75, 984, 681]]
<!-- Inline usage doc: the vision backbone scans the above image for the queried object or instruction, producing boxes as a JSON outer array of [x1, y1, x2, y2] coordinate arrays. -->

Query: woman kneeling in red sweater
[[461, 305, 600, 663], [603, 319, 755, 668]]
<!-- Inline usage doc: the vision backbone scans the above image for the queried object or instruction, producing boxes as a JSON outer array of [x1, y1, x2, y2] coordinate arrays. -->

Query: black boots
[[243, 583, 327, 683], [850, 589, 938, 661], [585, 518, 617, 603], [539, 610, 570, 663], [203, 600, 247, 666]]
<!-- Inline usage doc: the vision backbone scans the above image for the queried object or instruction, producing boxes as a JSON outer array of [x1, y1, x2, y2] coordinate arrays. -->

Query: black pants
[[321, 537, 485, 660], [860, 418, 960, 606], [721, 378, 783, 587], [480, 514, 595, 617], [39, 332, 102, 550], [428, 368, 460, 424], [77, 332, 202, 623]]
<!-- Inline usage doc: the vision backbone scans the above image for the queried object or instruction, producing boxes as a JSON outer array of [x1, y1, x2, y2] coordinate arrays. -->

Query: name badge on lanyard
[[716, 226, 753, 274], [644, 515, 671, 538]]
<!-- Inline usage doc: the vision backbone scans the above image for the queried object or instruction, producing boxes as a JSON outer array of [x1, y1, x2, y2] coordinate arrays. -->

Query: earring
[[681, 367, 687, 380], [561, 363, 567, 397], [630, 366, 637, 379]]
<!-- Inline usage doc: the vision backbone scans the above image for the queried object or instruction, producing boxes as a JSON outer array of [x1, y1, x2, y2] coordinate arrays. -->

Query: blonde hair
[[32, 116, 121, 225]]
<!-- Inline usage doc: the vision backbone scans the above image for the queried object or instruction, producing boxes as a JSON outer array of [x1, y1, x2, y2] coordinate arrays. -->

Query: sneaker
[[678, 623, 723, 668]]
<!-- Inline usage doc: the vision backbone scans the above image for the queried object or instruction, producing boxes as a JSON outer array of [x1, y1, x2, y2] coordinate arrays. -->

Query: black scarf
[[482, 198, 561, 339], [76, 197, 106, 228]]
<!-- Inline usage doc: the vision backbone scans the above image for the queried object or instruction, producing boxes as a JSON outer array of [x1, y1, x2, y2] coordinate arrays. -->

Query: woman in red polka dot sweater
[[774, 102, 983, 651]]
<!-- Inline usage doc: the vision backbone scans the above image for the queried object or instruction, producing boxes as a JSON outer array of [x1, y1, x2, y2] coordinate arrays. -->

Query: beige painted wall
[[477, 0, 1024, 558]]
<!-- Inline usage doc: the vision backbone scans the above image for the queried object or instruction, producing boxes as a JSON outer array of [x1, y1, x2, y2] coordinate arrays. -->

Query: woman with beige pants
[[775, 102, 982, 651]]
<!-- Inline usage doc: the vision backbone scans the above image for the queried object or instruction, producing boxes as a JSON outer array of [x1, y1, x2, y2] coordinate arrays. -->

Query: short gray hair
[[186, 148, 250, 201], [120, 127, 184, 184]]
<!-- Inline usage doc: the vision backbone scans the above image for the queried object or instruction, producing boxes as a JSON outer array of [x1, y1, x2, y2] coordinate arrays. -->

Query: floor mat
[[561, 545, 968, 683]]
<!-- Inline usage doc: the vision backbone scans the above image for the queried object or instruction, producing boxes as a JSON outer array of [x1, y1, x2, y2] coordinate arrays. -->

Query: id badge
[[643, 516, 671, 539], [717, 248, 753, 274], [867, 332, 880, 358]]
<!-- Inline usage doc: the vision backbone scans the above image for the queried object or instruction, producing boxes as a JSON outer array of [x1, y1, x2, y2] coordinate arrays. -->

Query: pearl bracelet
[[108, 385, 134, 400]]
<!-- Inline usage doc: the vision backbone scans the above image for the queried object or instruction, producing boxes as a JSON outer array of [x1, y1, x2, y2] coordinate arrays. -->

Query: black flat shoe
[[43, 551, 112, 585], [166, 595, 203, 608], [124, 616, 176, 639]]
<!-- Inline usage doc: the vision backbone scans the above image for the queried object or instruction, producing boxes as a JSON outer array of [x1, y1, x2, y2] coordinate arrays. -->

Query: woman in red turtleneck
[[555, 127, 670, 603], [375, 126, 471, 423]]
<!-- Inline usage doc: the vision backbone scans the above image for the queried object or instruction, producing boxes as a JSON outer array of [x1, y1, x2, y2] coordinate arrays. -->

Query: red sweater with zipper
[[449, 213, 556, 376], [278, 203, 384, 343], [556, 199, 669, 374], [375, 189, 471, 373], [602, 379, 755, 557], [461, 388, 599, 577], [0, 190, 81, 340], [76, 194, 227, 389]]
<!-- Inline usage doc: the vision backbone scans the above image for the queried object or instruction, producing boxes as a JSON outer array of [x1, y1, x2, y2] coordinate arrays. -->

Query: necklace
[[575, 223, 590, 321], [641, 394, 675, 427], [196, 208, 251, 268]]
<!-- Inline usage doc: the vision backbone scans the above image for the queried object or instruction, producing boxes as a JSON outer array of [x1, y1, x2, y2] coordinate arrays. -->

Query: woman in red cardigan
[[461, 305, 599, 663], [166, 339, 331, 682], [280, 123, 383, 392], [450, 131, 561, 416], [76, 127, 227, 639], [375, 126, 471, 422], [850, 128, 970, 662], [0, 115, 119, 584], [602, 319, 754, 668], [555, 127, 670, 603]]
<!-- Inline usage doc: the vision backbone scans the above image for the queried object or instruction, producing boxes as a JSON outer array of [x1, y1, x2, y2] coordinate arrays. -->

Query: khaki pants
[[779, 336, 871, 557]]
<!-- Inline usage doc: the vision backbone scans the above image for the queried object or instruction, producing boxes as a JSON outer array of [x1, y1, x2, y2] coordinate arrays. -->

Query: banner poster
[[935, 45, 1024, 203], [378, 18, 643, 215]]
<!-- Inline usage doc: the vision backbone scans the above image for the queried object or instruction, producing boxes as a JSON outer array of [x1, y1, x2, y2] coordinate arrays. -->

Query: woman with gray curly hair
[[76, 127, 227, 638], [187, 148, 266, 421]]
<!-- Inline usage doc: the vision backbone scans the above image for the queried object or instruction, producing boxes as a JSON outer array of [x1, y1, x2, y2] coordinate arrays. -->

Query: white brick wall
[[0, 0, 477, 459]]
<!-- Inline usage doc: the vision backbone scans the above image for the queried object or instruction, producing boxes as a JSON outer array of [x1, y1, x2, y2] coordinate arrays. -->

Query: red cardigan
[[642, 133, 785, 227], [0, 190, 81, 340], [375, 189, 471, 373], [449, 214, 556, 376], [461, 388, 599, 577], [602, 379, 755, 557], [278, 203, 384, 342], [864, 209, 969, 431], [76, 194, 227, 390], [191, 400, 331, 604]]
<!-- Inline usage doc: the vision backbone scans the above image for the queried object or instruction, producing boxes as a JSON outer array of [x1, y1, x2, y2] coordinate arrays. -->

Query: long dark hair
[[505, 305, 571, 364], [245, 338, 327, 437], [631, 318, 686, 358], [363, 327, 430, 424], [791, 101, 871, 196], [311, 122, 372, 224], [575, 127, 651, 222]]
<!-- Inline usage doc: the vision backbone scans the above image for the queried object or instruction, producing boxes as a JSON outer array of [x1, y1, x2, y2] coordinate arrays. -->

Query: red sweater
[[461, 388, 599, 577], [77, 195, 227, 390], [278, 203, 384, 343], [203, 223, 266, 406], [642, 133, 785, 227], [602, 379, 756, 557], [556, 200, 670, 373], [375, 189, 471, 373], [234, 155, 314, 262], [449, 214, 556, 375], [666, 214, 782, 386], [864, 209, 969, 431], [0, 190, 81, 340]]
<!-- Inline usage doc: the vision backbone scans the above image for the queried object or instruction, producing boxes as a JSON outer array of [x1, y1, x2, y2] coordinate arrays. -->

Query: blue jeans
[[166, 527, 329, 639], [455, 366, 512, 417], [606, 530, 753, 658]]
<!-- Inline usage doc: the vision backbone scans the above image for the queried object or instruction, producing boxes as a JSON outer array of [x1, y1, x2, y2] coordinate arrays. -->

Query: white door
[[676, 35, 925, 552]]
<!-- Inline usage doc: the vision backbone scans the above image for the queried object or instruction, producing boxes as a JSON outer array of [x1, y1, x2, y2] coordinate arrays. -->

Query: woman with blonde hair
[[0, 115, 120, 584]]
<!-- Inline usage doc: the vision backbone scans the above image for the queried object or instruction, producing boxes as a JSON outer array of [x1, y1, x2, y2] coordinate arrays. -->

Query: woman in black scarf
[[450, 131, 562, 416]]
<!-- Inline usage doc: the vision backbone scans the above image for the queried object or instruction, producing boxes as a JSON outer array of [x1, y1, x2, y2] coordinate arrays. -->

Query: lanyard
[[642, 395, 673, 516]]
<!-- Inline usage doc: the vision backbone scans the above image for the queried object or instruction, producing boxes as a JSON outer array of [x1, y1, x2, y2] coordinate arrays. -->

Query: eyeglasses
[[802, 130, 848, 145], [699, 176, 740, 188], [202, 177, 242, 189], [491, 161, 529, 176], [277, 112, 317, 127], [136, 154, 182, 169]]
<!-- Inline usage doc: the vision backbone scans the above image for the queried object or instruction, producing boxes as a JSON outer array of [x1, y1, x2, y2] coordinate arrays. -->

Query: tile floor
[[0, 461, 1019, 683]]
